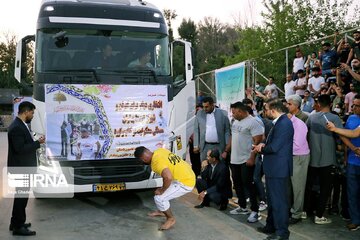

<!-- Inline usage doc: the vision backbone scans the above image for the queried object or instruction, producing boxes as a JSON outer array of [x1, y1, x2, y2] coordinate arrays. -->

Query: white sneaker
[[301, 212, 307, 219], [259, 201, 267, 212], [247, 211, 262, 223], [229, 207, 250, 215], [314, 216, 332, 224]]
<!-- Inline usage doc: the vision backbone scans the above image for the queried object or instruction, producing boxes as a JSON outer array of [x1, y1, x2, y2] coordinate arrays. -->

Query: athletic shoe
[[314, 216, 332, 224], [259, 201, 267, 212], [347, 223, 360, 231], [229, 207, 250, 215], [247, 211, 261, 223], [301, 212, 307, 219]]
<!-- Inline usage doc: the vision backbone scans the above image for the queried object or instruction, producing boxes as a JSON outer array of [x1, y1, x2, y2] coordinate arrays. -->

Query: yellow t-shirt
[[151, 148, 195, 187]]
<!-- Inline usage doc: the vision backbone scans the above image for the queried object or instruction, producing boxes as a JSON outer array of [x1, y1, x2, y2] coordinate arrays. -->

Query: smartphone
[[323, 114, 329, 123]]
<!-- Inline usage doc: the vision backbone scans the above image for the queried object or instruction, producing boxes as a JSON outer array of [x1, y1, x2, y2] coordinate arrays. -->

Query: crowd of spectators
[[192, 30, 360, 238]]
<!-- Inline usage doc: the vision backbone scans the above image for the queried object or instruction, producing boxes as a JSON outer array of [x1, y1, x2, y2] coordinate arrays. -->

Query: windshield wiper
[[46, 69, 100, 83]]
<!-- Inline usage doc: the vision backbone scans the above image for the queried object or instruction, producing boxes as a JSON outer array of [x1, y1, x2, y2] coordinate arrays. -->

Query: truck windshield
[[35, 29, 171, 76]]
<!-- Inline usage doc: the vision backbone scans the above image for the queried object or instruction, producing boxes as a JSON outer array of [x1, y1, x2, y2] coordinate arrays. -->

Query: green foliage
[[163, 9, 177, 42], [178, 18, 197, 46]]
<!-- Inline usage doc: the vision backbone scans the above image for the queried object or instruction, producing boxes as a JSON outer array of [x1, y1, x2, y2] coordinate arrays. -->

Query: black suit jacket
[[201, 161, 232, 198], [7, 117, 40, 167]]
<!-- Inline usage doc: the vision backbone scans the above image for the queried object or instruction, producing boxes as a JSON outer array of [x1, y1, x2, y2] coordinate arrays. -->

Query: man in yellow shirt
[[134, 146, 195, 230]]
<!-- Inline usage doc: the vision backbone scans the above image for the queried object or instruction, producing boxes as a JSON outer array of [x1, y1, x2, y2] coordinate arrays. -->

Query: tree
[[163, 9, 177, 42], [178, 18, 197, 46], [224, 0, 360, 88], [195, 17, 239, 73]]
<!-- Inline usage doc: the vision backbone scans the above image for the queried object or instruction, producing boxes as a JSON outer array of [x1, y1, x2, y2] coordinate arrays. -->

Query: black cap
[[322, 42, 331, 47]]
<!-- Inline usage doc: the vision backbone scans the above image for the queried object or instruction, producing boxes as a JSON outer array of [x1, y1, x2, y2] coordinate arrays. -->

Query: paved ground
[[1, 132, 360, 239]]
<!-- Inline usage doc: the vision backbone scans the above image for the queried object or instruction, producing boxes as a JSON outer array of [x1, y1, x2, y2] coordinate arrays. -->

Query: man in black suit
[[7, 101, 45, 236], [194, 149, 232, 210], [253, 99, 294, 240]]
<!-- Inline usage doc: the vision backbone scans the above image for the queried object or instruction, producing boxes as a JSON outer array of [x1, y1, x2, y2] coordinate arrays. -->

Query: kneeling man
[[134, 146, 195, 230]]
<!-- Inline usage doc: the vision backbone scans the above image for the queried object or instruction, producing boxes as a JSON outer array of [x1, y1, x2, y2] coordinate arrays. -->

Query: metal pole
[[286, 49, 289, 77]]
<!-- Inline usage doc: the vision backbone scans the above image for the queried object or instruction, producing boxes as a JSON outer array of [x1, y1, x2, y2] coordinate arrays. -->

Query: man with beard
[[8, 101, 45, 236], [320, 42, 338, 77], [308, 67, 325, 96], [134, 147, 195, 230], [340, 58, 360, 83], [346, 30, 360, 65], [253, 99, 294, 240]]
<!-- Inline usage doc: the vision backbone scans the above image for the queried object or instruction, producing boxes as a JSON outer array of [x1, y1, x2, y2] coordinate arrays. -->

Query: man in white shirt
[[264, 77, 279, 99], [193, 97, 231, 161], [76, 128, 101, 160], [284, 74, 296, 98], [308, 67, 325, 96], [293, 69, 308, 97], [293, 51, 305, 80]]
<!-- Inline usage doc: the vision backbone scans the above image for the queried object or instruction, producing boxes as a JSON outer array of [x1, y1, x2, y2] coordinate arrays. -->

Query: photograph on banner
[[45, 84, 169, 161], [215, 62, 245, 115]]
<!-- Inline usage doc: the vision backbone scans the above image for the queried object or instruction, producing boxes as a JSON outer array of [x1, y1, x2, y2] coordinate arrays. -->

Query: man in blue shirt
[[343, 94, 360, 231], [320, 42, 338, 77]]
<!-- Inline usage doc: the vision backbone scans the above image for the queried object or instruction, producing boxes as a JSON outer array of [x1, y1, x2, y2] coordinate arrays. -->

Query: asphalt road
[[0, 132, 360, 240]]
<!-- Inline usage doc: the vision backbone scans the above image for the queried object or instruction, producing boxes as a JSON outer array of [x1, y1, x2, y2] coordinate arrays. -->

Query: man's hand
[[38, 135, 46, 144], [326, 121, 336, 132], [155, 188, 163, 195], [354, 147, 360, 157], [221, 151, 228, 159], [193, 147, 200, 154], [198, 191, 206, 201], [201, 160, 209, 171], [252, 143, 265, 153], [246, 158, 255, 167]]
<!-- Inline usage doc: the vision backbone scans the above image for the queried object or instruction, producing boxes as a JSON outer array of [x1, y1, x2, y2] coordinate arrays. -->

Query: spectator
[[327, 94, 360, 231], [293, 69, 308, 97], [337, 38, 351, 64], [284, 74, 296, 98], [293, 51, 305, 80], [287, 112, 310, 225], [301, 90, 314, 113], [344, 83, 357, 114], [304, 94, 344, 224], [226, 102, 264, 223], [320, 42, 338, 77], [264, 77, 279, 99], [193, 96, 231, 162], [195, 149, 232, 210], [340, 59, 360, 83], [254, 99, 294, 240], [308, 67, 325, 96], [197, 91, 205, 105], [329, 84, 344, 113], [286, 94, 308, 123], [346, 30, 360, 65], [305, 52, 320, 77], [255, 81, 266, 111]]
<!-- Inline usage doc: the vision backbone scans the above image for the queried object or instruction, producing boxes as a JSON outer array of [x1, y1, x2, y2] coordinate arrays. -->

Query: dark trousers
[[254, 155, 266, 202], [11, 188, 29, 228], [196, 179, 224, 205], [230, 163, 258, 212], [304, 166, 334, 218], [347, 164, 360, 224], [189, 141, 201, 177], [266, 177, 290, 238]]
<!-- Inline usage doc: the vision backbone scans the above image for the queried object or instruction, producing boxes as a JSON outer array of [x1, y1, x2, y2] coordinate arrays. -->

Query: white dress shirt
[[205, 108, 219, 143]]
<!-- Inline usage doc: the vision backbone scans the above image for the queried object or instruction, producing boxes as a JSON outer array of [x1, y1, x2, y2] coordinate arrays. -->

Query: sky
[[0, 0, 264, 39]]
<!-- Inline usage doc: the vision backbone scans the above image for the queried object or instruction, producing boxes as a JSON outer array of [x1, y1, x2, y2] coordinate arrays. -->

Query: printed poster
[[215, 62, 245, 114], [45, 84, 169, 160]]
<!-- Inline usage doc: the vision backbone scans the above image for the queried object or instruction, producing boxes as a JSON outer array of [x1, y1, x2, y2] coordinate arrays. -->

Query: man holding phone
[[305, 94, 344, 224]]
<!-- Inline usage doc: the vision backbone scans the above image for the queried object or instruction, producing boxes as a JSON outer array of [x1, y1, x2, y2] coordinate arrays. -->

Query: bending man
[[134, 147, 195, 230]]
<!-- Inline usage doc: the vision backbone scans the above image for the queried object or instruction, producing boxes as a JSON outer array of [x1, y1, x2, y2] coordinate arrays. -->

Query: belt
[[205, 142, 219, 145]]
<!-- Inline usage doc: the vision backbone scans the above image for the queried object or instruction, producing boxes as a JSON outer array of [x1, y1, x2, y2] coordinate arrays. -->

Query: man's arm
[[327, 121, 360, 138], [193, 115, 200, 153], [247, 134, 264, 166], [9, 127, 41, 154], [346, 48, 354, 65], [340, 63, 360, 82]]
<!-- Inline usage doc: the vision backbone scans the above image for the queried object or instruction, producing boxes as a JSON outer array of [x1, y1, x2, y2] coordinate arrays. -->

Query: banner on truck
[[215, 62, 245, 115], [45, 84, 169, 160]]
